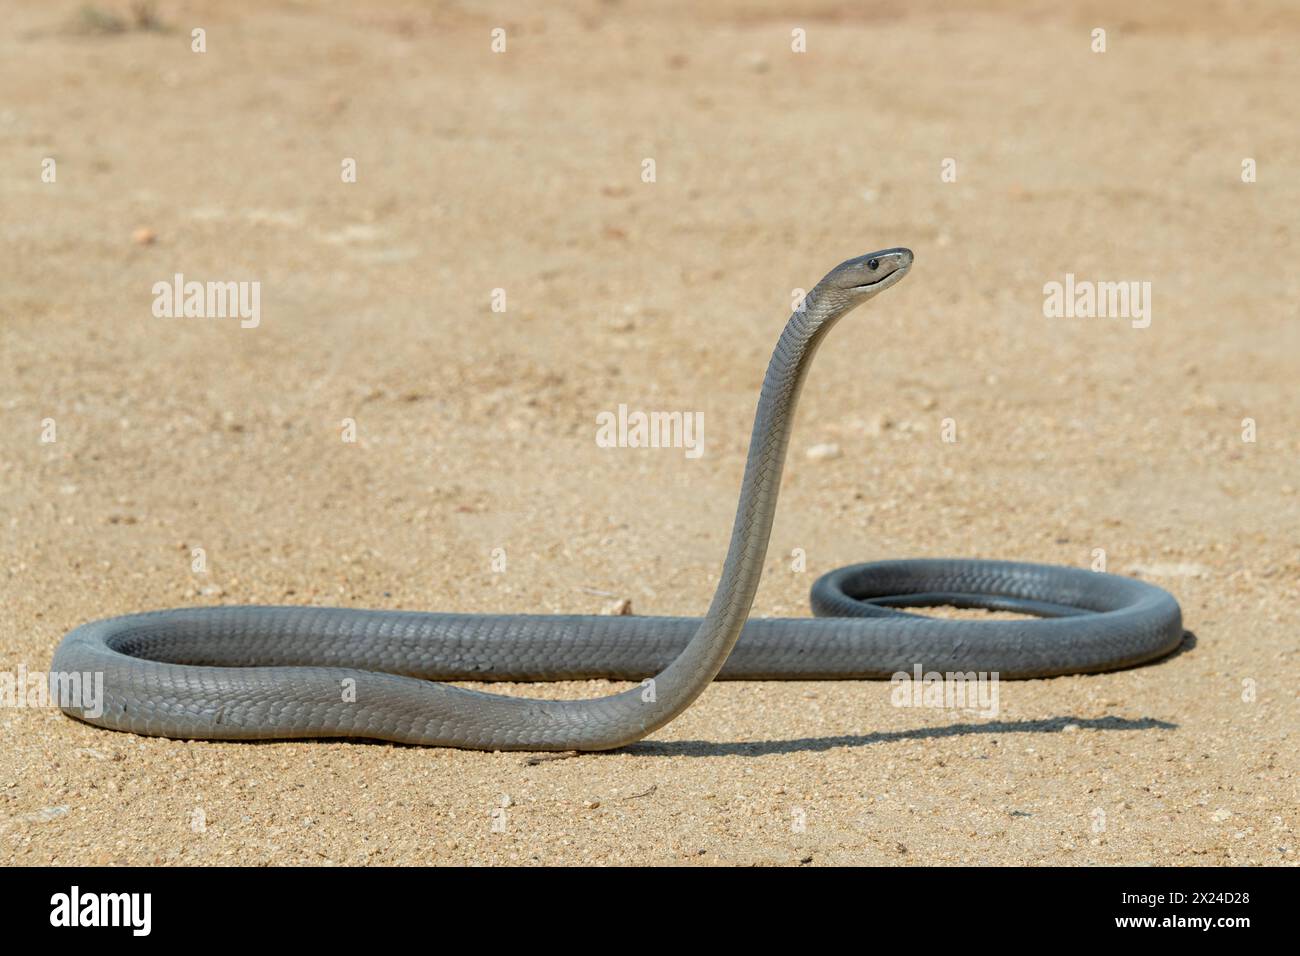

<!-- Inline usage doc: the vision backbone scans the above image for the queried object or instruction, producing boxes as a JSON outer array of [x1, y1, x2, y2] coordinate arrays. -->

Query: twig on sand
[[521, 751, 581, 766]]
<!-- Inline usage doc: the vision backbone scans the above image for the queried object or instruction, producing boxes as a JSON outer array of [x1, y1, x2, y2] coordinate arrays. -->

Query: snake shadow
[[623, 714, 1179, 758], [623, 629, 1195, 758]]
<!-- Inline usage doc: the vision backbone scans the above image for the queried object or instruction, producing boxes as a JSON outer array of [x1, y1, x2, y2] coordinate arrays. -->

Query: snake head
[[827, 248, 913, 298]]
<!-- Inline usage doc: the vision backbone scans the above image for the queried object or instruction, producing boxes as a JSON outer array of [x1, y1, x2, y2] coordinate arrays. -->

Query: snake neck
[[633, 289, 866, 729]]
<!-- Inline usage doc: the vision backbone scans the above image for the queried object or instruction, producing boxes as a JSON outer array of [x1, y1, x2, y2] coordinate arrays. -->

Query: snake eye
[[867, 258, 880, 270]]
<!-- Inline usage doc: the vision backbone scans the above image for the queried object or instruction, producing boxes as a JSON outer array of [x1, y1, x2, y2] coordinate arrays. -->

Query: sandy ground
[[1, 0, 1296, 866]]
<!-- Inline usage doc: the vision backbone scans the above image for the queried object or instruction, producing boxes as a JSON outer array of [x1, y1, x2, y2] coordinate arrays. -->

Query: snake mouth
[[847, 267, 908, 292], [841, 248, 913, 292], [847, 275, 894, 291]]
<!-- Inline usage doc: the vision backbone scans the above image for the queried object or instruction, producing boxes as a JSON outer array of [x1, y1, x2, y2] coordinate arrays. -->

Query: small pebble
[[26, 806, 69, 823], [805, 443, 841, 461]]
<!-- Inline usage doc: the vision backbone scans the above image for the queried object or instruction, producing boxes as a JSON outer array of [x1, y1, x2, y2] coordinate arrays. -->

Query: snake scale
[[52, 249, 1184, 750]]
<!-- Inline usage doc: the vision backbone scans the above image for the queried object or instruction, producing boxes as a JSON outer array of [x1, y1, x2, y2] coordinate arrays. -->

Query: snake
[[51, 249, 1184, 751]]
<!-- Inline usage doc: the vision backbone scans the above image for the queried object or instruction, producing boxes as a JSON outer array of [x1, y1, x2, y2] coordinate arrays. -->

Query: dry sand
[[1, 0, 1296, 865]]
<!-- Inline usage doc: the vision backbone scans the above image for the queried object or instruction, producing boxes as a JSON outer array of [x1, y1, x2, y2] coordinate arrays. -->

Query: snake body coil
[[52, 250, 1183, 750]]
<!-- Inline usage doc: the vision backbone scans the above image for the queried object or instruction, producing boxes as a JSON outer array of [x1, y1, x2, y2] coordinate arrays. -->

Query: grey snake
[[52, 249, 1184, 750]]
